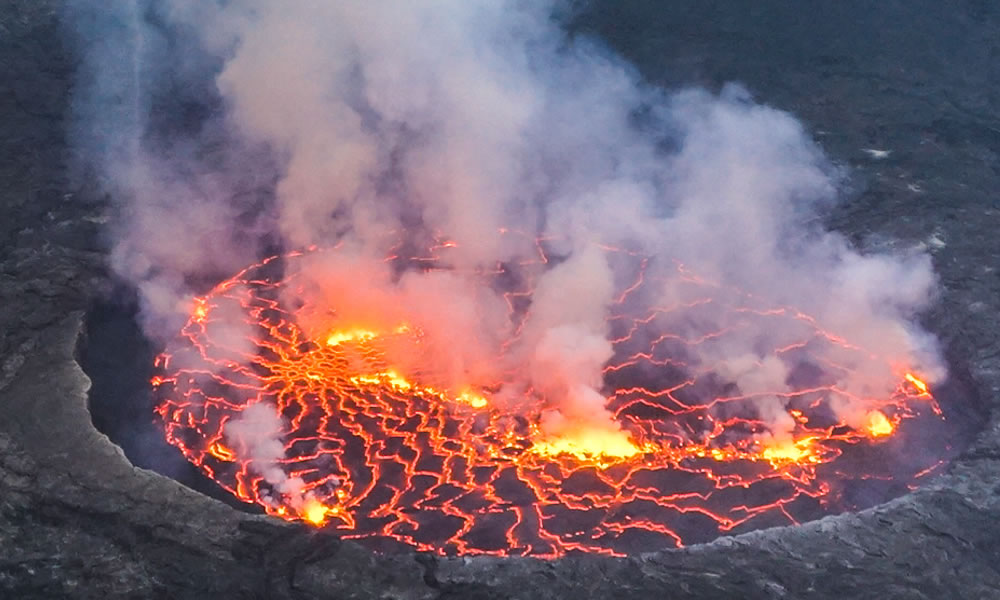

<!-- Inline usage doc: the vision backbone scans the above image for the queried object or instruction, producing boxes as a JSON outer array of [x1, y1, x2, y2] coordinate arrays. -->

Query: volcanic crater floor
[[4, 1, 1000, 598], [78, 251, 983, 559]]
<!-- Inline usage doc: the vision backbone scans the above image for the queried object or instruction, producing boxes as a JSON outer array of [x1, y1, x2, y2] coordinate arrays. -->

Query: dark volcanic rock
[[2, 1, 1000, 598]]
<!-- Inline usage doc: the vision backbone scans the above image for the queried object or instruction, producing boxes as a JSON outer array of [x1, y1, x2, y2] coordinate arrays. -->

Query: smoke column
[[66, 1, 943, 457]]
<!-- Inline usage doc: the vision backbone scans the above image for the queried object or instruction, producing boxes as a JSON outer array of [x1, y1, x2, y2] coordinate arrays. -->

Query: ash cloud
[[66, 1, 943, 448]]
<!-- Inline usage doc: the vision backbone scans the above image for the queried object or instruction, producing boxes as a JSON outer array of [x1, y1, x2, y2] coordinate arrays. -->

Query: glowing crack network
[[153, 243, 942, 557]]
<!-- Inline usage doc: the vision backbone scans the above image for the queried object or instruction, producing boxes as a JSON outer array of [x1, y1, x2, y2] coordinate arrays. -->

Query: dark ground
[[2, 1, 1000, 598]]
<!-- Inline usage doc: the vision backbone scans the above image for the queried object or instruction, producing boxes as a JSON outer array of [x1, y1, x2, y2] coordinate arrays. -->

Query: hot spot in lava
[[152, 241, 944, 557]]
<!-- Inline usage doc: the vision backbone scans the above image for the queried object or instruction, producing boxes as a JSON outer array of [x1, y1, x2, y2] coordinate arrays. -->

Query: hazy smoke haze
[[66, 0, 943, 450]]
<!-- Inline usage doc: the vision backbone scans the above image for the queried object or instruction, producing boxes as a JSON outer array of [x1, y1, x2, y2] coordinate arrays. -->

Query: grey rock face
[[2, 1, 1000, 598]]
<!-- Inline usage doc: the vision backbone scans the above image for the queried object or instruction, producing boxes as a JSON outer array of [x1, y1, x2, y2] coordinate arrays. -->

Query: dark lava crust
[[3, 1, 1000, 598]]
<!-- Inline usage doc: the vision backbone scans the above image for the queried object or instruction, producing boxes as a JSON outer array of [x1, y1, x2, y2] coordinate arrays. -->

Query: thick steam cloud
[[67, 1, 943, 455]]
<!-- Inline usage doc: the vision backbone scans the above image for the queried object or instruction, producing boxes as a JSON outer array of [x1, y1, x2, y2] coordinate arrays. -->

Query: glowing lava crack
[[153, 247, 942, 557]]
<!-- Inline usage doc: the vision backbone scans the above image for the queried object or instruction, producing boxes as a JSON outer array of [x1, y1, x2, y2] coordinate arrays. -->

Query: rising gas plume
[[67, 1, 946, 553]]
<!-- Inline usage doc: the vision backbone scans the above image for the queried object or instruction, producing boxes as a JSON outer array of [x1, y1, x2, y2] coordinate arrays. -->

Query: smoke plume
[[66, 1, 943, 461]]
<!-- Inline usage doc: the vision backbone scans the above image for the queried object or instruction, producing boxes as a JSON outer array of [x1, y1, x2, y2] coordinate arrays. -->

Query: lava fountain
[[152, 241, 942, 557]]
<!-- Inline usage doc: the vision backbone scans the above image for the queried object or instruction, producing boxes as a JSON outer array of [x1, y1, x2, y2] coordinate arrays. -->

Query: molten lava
[[866, 410, 894, 437], [153, 245, 942, 556]]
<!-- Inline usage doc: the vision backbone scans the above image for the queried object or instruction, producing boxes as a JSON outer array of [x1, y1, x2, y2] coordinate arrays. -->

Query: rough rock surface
[[2, 1, 1000, 598]]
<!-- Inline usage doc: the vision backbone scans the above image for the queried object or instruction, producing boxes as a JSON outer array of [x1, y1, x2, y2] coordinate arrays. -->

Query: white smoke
[[224, 402, 316, 510], [67, 1, 943, 450]]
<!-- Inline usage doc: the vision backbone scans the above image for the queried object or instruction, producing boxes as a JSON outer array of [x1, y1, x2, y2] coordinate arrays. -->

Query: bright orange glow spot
[[347, 367, 491, 409], [532, 428, 643, 461], [385, 371, 413, 391], [456, 390, 489, 408], [905, 372, 930, 395], [208, 442, 236, 462], [350, 370, 414, 391], [303, 500, 328, 526], [866, 410, 894, 437], [761, 438, 818, 465], [326, 328, 379, 346], [192, 298, 208, 322], [326, 324, 412, 347]]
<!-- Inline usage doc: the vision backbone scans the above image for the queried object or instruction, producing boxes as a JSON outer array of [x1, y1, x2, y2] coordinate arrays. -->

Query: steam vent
[[3, 1, 1000, 599]]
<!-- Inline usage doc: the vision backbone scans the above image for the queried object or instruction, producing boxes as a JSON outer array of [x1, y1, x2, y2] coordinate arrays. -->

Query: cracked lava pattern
[[153, 245, 942, 556]]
